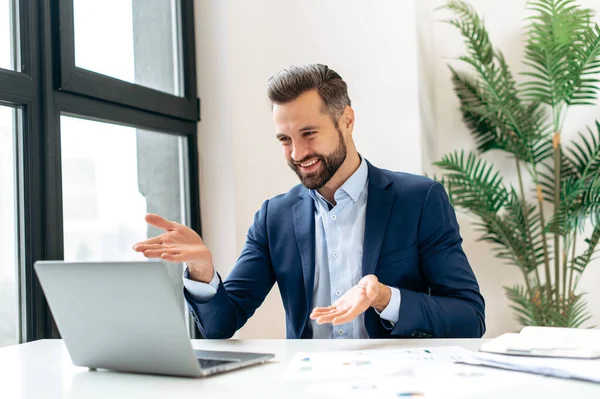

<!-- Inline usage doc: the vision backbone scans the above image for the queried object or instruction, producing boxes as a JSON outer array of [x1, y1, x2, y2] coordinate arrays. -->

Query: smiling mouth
[[299, 159, 319, 167], [296, 158, 321, 173]]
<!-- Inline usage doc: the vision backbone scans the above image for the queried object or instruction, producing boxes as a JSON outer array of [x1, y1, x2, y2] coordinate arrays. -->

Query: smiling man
[[133, 64, 486, 339]]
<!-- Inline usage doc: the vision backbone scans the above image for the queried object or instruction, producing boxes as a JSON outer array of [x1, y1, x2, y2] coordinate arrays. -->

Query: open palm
[[133, 213, 214, 282], [310, 275, 380, 326]]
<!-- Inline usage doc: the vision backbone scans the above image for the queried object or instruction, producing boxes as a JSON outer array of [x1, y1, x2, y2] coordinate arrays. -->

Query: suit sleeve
[[391, 182, 486, 338], [184, 200, 276, 339]]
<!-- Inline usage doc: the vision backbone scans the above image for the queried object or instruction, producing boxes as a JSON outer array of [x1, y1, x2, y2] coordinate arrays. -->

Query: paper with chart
[[285, 346, 528, 398], [285, 346, 470, 381]]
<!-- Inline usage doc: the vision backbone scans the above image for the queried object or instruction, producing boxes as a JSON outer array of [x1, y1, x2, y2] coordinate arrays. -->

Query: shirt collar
[[308, 155, 368, 204]]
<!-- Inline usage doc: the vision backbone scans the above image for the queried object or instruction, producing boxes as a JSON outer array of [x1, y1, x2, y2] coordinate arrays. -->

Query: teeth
[[301, 159, 318, 167]]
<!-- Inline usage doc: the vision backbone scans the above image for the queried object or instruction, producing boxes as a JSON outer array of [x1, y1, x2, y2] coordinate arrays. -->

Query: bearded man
[[133, 64, 486, 339]]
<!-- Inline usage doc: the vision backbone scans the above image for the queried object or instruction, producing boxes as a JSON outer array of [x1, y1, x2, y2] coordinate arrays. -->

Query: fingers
[[133, 243, 164, 252], [314, 308, 347, 325], [310, 307, 339, 321], [310, 303, 362, 325], [132, 236, 163, 250], [142, 248, 181, 258], [145, 213, 177, 231], [310, 305, 336, 317], [331, 309, 360, 325]]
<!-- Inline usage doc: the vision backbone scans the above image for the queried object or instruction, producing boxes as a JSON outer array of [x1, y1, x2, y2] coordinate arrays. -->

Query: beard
[[287, 128, 347, 190]]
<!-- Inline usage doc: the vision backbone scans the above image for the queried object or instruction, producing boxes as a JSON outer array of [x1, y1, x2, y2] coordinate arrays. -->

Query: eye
[[303, 131, 316, 138], [278, 136, 290, 144]]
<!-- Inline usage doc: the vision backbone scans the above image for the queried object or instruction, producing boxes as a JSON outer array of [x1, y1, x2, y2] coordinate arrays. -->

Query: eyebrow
[[276, 125, 320, 139], [299, 125, 320, 132]]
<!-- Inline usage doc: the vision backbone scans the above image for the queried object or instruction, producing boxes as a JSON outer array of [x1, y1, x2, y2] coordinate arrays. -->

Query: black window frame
[[0, 0, 202, 342], [57, 0, 199, 121]]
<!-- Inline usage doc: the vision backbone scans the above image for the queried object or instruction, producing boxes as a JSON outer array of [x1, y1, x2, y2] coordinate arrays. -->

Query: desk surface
[[1, 339, 599, 398]]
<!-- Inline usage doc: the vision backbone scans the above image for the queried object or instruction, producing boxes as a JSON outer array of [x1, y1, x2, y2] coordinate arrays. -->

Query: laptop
[[34, 261, 274, 377]]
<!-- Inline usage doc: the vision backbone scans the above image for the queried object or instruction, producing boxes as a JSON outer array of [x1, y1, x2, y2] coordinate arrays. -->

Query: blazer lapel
[[362, 163, 396, 276], [292, 191, 315, 319]]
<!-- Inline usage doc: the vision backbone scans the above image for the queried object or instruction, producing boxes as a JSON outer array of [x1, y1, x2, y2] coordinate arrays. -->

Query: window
[[73, 0, 182, 96], [0, 105, 19, 346], [0, 0, 200, 345], [0, 0, 19, 71], [59, 0, 197, 120], [61, 116, 190, 263]]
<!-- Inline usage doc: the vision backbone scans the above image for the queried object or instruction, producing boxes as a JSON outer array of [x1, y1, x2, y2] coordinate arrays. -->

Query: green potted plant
[[435, 0, 600, 327]]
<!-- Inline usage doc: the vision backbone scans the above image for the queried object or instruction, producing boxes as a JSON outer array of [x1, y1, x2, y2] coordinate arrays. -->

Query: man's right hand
[[133, 213, 215, 283]]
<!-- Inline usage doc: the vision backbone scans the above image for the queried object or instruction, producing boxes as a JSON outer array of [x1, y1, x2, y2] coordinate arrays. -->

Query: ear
[[339, 106, 355, 134]]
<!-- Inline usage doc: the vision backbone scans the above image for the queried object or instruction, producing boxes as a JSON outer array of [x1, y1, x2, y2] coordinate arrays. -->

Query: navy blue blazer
[[185, 161, 485, 339]]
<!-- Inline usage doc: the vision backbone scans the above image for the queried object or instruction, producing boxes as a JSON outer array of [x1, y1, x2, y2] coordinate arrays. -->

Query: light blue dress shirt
[[183, 157, 401, 338]]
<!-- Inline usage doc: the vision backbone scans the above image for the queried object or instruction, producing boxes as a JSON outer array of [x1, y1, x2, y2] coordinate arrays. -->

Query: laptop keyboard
[[198, 358, 238, 369]]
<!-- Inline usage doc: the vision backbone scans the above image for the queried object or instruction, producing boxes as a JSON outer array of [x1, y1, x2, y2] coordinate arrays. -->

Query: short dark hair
[[267, 64, 351, 123]]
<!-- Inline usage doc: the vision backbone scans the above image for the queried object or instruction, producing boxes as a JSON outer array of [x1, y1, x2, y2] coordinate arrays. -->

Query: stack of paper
[[480, 327, 600, 359], [457, 350, 600, 383]]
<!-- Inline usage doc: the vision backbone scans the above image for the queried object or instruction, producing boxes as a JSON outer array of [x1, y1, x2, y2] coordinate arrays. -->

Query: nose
[[291, 141, 310, 163]]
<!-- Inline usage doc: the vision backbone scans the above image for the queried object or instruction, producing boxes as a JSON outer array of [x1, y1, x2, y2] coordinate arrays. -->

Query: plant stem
[[567, 231, 577, 304], [516, 159, 541, 289], [536, 184, 553, 300], [561, 236, 568, 310], [553, 131, 561, 304], [573, 272, 583, 293]]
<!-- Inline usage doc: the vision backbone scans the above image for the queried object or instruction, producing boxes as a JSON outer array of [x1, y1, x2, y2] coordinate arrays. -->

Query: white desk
[[1, 339, 599, 398]]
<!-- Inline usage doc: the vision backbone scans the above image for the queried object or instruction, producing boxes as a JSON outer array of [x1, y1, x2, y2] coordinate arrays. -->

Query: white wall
[[194, 0, 422, 338], [419, 0, 600, 336]]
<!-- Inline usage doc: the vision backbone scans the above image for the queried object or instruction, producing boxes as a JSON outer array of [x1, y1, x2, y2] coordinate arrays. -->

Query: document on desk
[[479, 326, 600, 359], [457, 351, 600, 384], [286, 346, 528, 399], [285, 346, 471, 381]]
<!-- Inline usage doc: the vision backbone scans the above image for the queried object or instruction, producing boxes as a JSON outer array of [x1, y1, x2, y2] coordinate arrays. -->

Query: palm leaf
[[532, 135, 555, 163], [538, 151, 580, 202], [450, 68, 546, 161], [450, 68, 502, 153], [570, 225, 600, 274], [574, 181, 600, 227], [548, 174, 600, 234], [444, 1, 494, 67], [476, 190, 547, 273], [564, 293, 593, 327], [568, 23, 600, 105], [565, 121, 600, 177], [445, 1, 547, 167], [504, 285, 546, 326], [522, 0, 594, 106], [434, 151, 509, 213], [435, 151, 545, 272]]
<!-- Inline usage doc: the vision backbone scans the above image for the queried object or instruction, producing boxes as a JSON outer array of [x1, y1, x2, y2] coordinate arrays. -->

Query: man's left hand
[[309, 275, 391, 325]]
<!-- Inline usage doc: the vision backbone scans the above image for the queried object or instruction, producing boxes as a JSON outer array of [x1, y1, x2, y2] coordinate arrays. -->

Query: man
[[133, 64, 485, 339]]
